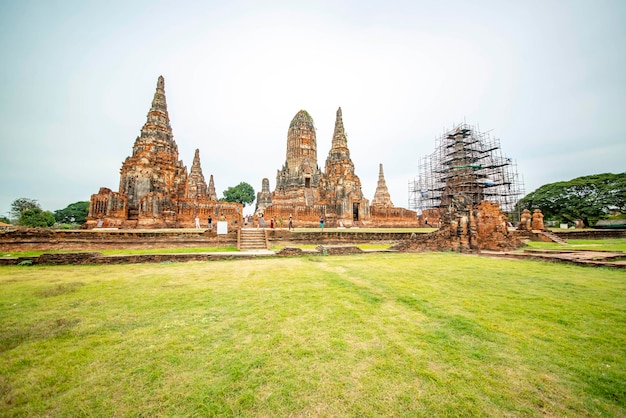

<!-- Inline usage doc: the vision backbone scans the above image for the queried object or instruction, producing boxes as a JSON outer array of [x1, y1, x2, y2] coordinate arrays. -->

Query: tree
[[54, 201, 90, 224], [517, 173, 626, 227], [10, 198, 41, 220], [222, 182, 255, 207], [19, 208, 56, 228]]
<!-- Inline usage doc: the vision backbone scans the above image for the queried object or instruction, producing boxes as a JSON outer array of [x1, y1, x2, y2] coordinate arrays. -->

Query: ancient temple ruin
[[85, 76, 416, 229], [85, 76, 242, 229], [257, 108, 417, 227]]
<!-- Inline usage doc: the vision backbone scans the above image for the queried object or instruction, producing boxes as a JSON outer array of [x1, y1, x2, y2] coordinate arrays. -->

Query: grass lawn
[[1, 253, 625, 416], [0, 246, 240, 258], [524, 238, 626, 253]]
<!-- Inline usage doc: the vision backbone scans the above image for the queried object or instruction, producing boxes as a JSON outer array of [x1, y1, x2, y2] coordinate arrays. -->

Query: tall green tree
[[222, 182, 255, 207], [517, 173, 626, 227], [55, 201, 90, 224], [19, 208, 56, 228], [10, 198, 41, 220]]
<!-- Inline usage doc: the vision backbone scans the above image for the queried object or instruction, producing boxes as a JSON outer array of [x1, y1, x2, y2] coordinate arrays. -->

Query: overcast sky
[[1, 0, 624, 218]]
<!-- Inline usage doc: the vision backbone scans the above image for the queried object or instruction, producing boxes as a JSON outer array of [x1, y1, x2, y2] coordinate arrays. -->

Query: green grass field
[[0, 246, 240, 258], [1, 253, 625, 416], [524, 238, 626, 252]]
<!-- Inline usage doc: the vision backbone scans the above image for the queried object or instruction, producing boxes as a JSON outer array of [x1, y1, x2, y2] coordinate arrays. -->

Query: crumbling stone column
[[531, 209, 545, 231]]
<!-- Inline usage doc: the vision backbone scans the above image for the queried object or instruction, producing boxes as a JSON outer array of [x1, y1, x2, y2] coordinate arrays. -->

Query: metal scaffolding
[[409, 122, 524, 217]]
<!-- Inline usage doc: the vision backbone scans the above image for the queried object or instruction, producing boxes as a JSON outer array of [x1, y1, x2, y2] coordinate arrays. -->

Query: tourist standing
[[208, 215, 212, 230], [195, 216, 200, 229], [288, 214, 293, 231], [320, 216, 325, 229]]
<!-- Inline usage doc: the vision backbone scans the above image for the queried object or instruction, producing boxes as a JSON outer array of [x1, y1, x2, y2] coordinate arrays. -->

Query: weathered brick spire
[[151, 76, 168, 112], [207, 174, 218, 201], [142, 75, 175, 146], [322, 107, 367, 222], [188, 149, 208, 198], [326, 107, 352, 166], [120, 75, 185, 208], [330, 107, 349, 154], [325, 106, 356, 177], [372, 163, 394, 207]]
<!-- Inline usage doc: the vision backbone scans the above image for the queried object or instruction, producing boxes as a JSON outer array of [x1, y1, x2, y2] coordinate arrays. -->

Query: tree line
[[516, 172, 625, 227], [0, 198, 89, 228]]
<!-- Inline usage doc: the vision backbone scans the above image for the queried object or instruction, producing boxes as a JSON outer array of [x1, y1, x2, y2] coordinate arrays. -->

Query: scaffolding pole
[[409, 122, 524, 218]]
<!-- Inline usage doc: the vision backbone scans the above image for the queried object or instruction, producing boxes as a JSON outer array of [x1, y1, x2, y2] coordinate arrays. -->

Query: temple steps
[[238, 228, 269, 250], [537, 230, 568, 244]]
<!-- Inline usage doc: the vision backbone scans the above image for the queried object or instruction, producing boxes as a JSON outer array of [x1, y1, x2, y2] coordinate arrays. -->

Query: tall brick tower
[[86, 76, 242, 228], [118, 76, 188, 218], [273, 110, 323, 205], [322, 107, 369, 223]]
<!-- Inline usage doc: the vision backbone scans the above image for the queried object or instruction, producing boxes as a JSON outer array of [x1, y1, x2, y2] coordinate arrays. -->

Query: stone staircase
[[238, 228, 269, 250], [538, 230, 568, 244]]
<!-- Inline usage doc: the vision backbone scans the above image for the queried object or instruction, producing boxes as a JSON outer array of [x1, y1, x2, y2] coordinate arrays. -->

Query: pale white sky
[[1, 0, 624, 217]]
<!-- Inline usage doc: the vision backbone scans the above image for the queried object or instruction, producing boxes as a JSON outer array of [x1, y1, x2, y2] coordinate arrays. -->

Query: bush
[[19, 208, 55, 228]]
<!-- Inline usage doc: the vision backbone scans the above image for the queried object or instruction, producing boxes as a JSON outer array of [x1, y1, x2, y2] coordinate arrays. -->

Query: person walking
[[288, 214, 293, 231]]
